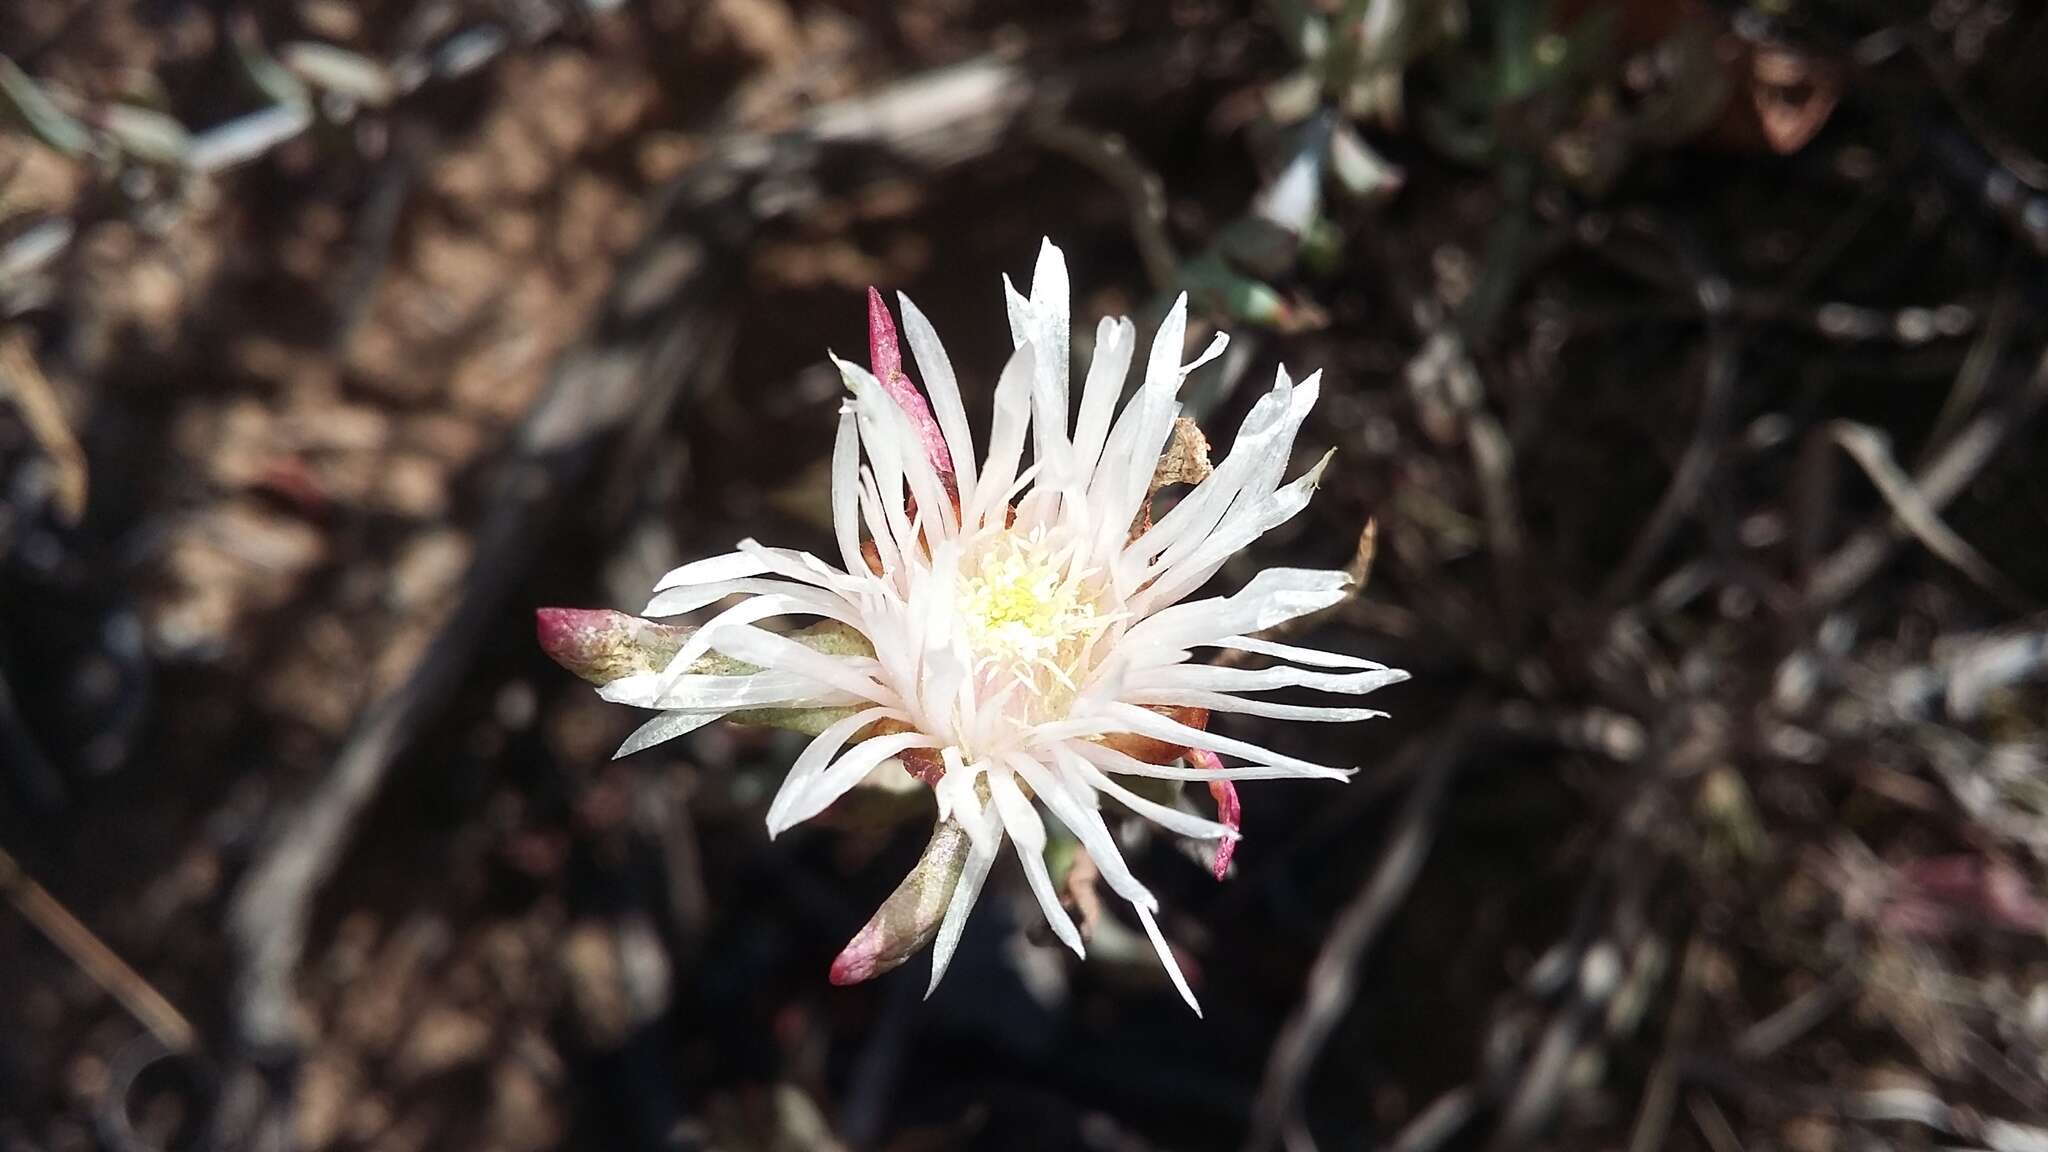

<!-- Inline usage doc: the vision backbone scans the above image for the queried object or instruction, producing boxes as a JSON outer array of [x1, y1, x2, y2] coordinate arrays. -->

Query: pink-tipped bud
[[828, 925, 889, 986], [866, 286, 905, 386], [536, 607, 689, 686], [1189, 750, 1241, 881], [830, 818, 971, 984], [867, 286, 955, 478]]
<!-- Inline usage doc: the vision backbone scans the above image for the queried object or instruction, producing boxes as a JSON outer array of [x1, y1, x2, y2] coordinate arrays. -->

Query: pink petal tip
[[535, 606, 608, 662], [864, 286, 955, 479], [866, 287, 904, 384], [1192, 751, 1241, 882], [536, 606, 687, 686]]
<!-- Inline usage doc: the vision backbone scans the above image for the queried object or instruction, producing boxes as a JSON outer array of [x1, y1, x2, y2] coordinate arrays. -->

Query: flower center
[[954, 530, 1115, 709]]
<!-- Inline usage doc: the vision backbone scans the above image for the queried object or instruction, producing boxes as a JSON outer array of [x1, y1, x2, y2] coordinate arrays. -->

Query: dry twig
[[1601, 283, 1738, 606], [1243, 694, 1488, 1152], [1029, 115, 1178, 294], [1806, 350, 2048, 608], [0, 844, 195, 1054]]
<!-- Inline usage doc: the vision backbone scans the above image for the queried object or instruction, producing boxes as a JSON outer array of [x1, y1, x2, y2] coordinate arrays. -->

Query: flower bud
[[535, 607, 691, 685], [867, 286, 954, 477], [829, 818, 972, 985]]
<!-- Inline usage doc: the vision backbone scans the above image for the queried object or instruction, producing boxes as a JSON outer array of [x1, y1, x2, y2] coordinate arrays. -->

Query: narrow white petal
[[1064, 752, 1236, 840], [856, 470, 905, 578], [766, 706, 901, 832], [702, 624, 893, 703], [1180, 331, 1229, 375], [1122, 567, 1351, 655], [644, 575, 852, 618], [1012, 823, 1085, 959], [1003, 273, 1032, 349], [898, 292, 979, 501], [1072, 740, 1334, 782], [915, 546, 964, 730], [1024, 714, 1137, 743], [832, 403, 865, 576], [599, 670, 861, 711], [1122, 689, 1388, 722], [1136, 904, 1201, 1016], [652, 550, 769, 592], [934, 751, 998, 854], [1031, 239, 1071, 389], [969, 341, 1038, 531], [734, 540, 863, 593], [933, 750, 970, 819], [998, 460, 1041, 508], [927, 826, 1001, 996], [1026, 239, 1072, 467], [1071, 316, 1134, 485], [1130, 663, 1408, 695], [1089, 294, 1189, 560], [1231, 369, 1319, 509], [653, 593, 859, 689], [1158, 368, 1308, 562], [1019, 751, 1158, 912], [1130, 450, 1332, 615], [838, 354, 954, 539], [1096, 701, 1354, 780], [1121, 374, 1293, 580], [1208, 635, 1390, 669], [1144, 372, 1322, 592], [917, 645, 967, 747], [1138, 294, 1190, 435], [774, 731, 938, 833], [844, 381, 919, 554], [614, 710, 722, 759], [987, 766, 1045, 853]]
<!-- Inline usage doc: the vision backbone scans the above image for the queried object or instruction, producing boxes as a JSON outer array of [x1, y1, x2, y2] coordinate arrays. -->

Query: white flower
[[600, 239, 1406, 1012]]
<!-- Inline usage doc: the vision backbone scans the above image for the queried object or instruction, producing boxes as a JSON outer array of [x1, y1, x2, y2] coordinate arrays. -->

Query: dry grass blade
[[1733, 968, 1856, 1061], [1626, 935, 1712, 1152], [1807, 349, 2048, 608], [1925, 272, 2019, 453], [1821, 421, 2029, 609], [0, 330, 88, 523], [0, 845, 195, 1053], [1601, 324, 1739, 606], [1686, 1091, 1748, 1152], [1388, 1087, 1481, 1152], [1347, 518, 1378, 590]]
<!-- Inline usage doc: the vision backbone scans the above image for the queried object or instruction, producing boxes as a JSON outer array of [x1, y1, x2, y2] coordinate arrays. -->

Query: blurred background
[[4, 1, 2048, 1150]]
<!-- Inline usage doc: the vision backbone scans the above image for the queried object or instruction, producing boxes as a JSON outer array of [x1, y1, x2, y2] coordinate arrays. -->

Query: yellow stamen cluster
[[956, 532, 1115, 707]]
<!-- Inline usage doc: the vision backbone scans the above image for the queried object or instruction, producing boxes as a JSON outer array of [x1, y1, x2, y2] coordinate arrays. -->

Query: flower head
[[589, 239, 1406, 1012]]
